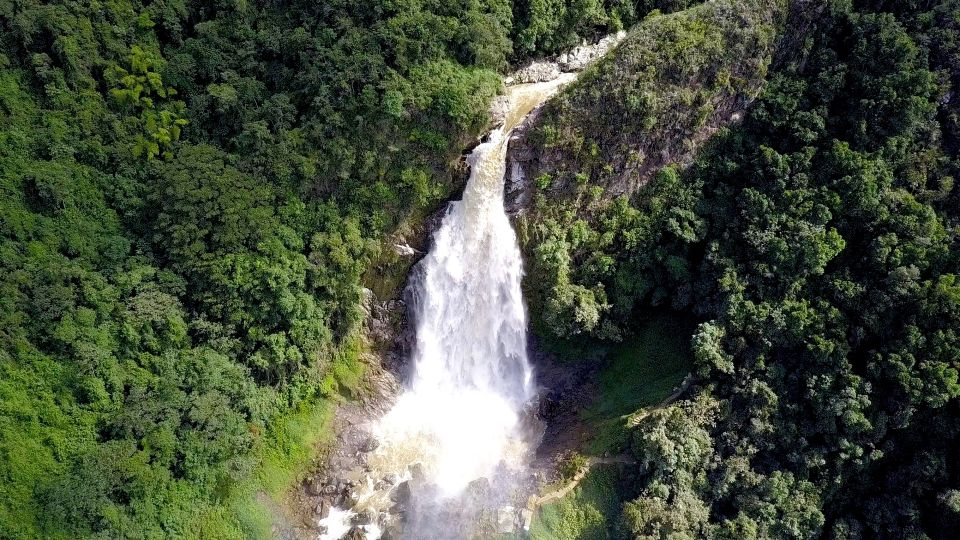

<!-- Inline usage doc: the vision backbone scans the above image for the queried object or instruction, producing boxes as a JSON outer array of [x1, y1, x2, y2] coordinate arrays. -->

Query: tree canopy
[[520, 1, 960, 538]]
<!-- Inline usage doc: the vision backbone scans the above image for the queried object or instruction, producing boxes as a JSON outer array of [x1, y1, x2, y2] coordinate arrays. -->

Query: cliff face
[[505, 0, 791, 214]]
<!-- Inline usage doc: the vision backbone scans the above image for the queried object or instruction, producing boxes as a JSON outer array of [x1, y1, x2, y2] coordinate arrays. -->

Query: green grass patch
[[220, 398, 337, 538], [582, 315, 693, 454], [254, 400, 337, 499], [0, 349, 98, 540], [529, 464, 623, 540], [320, 333, 367, 399]]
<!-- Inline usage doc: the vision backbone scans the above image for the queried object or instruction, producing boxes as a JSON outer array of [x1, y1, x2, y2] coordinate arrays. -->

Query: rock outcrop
[[556, 32, 627, 71], [505, 32, 626, 87], [491, 33, 627, 130], [512, 61, 561, 84]]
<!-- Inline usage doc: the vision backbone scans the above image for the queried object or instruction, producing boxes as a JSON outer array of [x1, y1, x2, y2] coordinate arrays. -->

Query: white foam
[[318, 507, 355, 540]]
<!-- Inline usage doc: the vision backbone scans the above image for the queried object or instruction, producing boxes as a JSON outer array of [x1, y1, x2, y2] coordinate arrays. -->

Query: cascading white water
[[319, 74, 576, 540], [374, 74, 577, 497]]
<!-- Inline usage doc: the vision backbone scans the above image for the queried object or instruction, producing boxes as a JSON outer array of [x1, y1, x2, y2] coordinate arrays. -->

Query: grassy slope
[[528, 315, 693, 539], [582, 315, 694, 454], [197, 334, 364, 538], [530, 464, 623, 540]]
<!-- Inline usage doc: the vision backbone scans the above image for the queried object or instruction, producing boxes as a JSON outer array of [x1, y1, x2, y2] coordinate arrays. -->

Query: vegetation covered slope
[[517, 0, 786, 339], [4, 0, 959, 538], [0, 1, 492, 535], [512, 0, 786, 204], [519, 0, 960, 538], [0, 0, 717, 537]]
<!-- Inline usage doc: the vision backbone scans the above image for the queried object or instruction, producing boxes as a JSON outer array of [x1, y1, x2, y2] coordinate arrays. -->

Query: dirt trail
[[531, 455, 633, 507]]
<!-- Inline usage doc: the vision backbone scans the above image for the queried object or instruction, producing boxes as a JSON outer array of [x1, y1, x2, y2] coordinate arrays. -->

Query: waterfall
[[378, 73, 576, 492], [320, 74, 575, 540]]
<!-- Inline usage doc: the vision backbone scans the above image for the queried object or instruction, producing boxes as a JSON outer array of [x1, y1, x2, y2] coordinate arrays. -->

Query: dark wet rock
[[458, 477, 494, 515], [382, 519, 404, 539], [503, 111, 547, 216], [359, 435, 379, 453], [391, 480, 412, 505], [537, 391, 563, 421], [305, 477, 326, 496], [363, 287, 400, 347], [351, 509, 377, 526], [464, 477, 490, 499], [315, 499, 331, 519], [408, 462, 426, 484], [334, 485, 357, 508], [344, 526, 366, 540]]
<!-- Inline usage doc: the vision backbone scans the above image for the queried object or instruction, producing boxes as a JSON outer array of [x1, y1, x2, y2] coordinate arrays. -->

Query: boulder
[[315, 499, 331, 519], [392, 243, 417, 257], [359, 435, 380, 453], [351, 509, 377, 526], [521, 508, 534, 531], [391, 480, 412, 505], [344, 526, 366, 540], [513, 61, 561, 84], [305, 477, 326, 496], [408, 462, 426, 484]]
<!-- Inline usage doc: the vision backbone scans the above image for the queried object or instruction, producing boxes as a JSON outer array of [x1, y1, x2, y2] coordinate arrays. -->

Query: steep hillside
[[507, 0, 788, 210], [511, 0, 789, 340], [514, 0, 960, 537]]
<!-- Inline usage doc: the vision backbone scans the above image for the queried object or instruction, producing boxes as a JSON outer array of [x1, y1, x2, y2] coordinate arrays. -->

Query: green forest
[[1, 0, 959, 538], [521, 0, 960, 537]]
